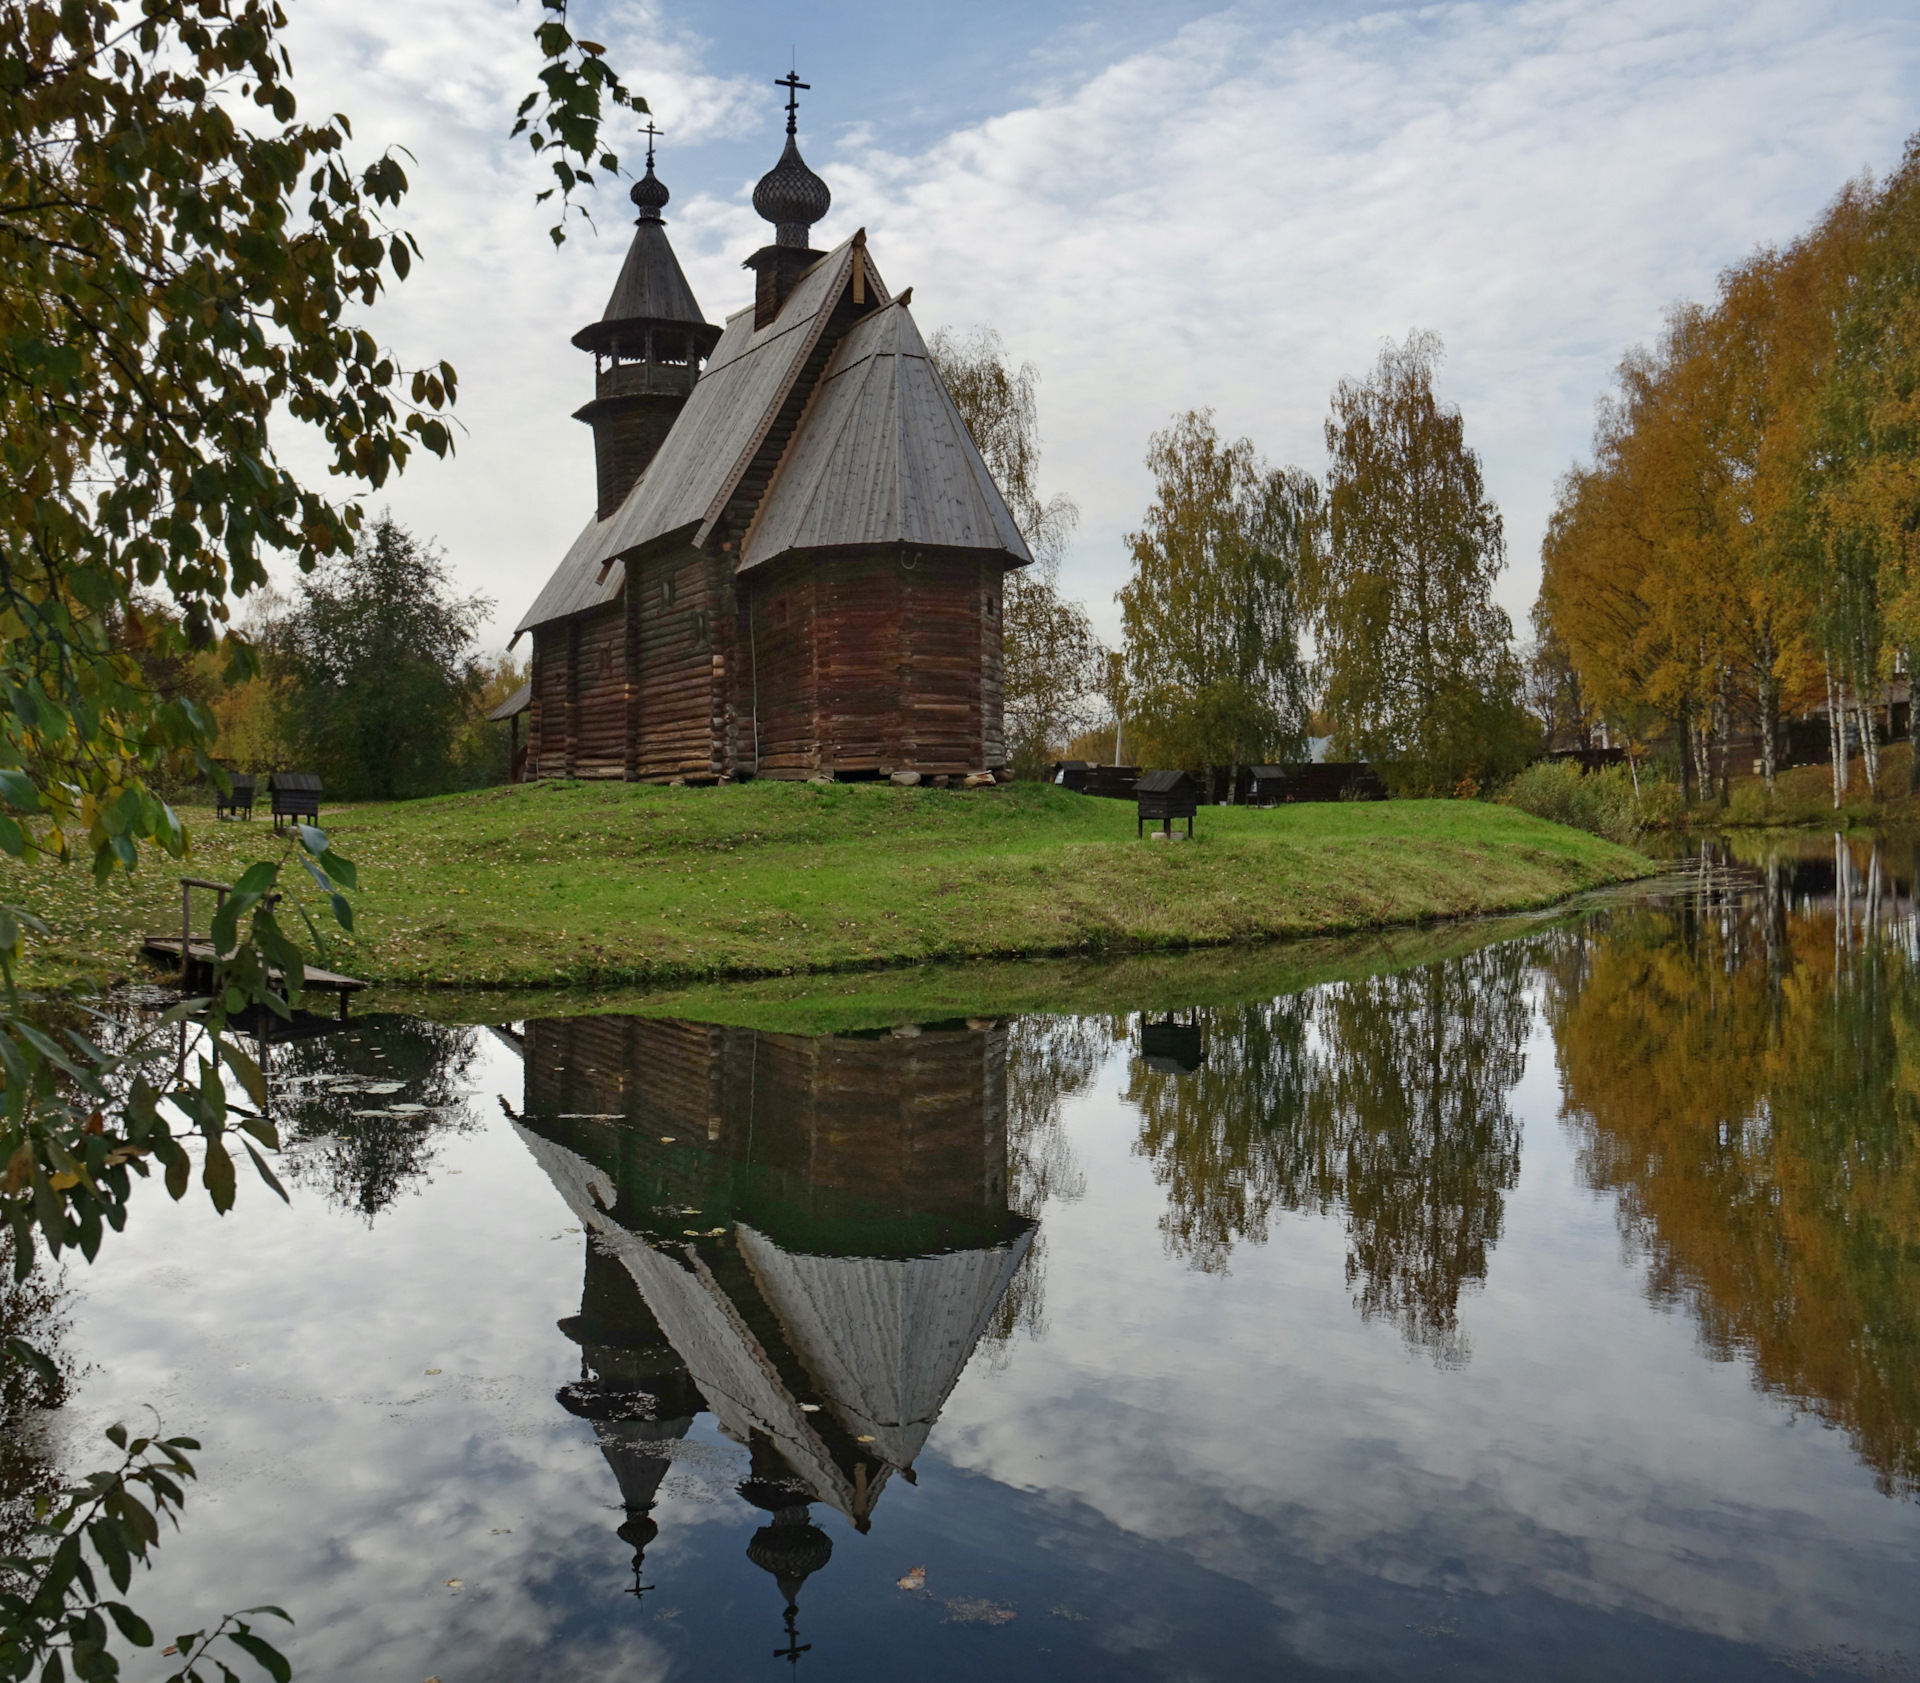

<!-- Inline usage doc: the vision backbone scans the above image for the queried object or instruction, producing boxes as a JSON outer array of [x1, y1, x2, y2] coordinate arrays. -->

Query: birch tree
[[1312, 333, 1534, 796], [1118, 410, 1313, 787]]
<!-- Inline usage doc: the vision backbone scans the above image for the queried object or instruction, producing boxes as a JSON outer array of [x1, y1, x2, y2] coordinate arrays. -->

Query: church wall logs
[[527, 547, 1013, 784], [522, 1015, 1013, 1239]]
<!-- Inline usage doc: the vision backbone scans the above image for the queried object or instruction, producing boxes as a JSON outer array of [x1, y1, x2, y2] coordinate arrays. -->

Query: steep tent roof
[[741, 300, 1032, 569], [736, 1222, 1033, 1473], [592, 240, 862, 558], [511, 1120, 1032, 1522], [577, 218, 709, 346]]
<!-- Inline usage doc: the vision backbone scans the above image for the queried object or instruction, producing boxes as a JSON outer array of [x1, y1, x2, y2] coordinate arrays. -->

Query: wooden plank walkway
[[140, 936, 368, 996]]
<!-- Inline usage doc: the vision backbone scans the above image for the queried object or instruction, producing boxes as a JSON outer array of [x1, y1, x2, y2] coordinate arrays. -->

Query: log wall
[[522, 1015, 1011, 1227], [527, 546, 1013, 783]]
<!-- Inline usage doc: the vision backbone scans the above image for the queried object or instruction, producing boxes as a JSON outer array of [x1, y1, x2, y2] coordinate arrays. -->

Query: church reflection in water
[[499, 1014, 1034, 1646]]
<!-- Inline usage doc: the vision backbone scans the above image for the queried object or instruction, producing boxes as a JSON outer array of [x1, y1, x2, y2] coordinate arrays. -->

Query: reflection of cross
[[773, 1602, 810, 1665], [775, 69, 808, 136], [639, 120, 663, 169]]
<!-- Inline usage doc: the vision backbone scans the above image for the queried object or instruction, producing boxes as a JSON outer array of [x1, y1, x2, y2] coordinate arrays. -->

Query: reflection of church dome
[[746, 1507, 834, 1608]]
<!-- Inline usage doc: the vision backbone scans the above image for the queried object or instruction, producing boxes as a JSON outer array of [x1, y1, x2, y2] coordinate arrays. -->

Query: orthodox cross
[[773, 1603, 810, 1665], [639, 119, 663, 169], [775, 69, 808, 136]]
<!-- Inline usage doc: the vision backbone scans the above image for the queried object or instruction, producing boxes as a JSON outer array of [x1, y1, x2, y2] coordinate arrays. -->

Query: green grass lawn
[[3, 779, 1654, 992]]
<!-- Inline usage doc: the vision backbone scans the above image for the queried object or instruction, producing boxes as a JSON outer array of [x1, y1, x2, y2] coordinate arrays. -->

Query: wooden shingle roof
[[514, 227, 1031, 640], [514, 239, 863, 638], [740, 299, 1032, 570], [593, 220, 706, 335]]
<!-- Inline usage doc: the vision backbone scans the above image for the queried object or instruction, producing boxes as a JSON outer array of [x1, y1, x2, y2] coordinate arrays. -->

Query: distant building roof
[[487, 680, 532, 722]]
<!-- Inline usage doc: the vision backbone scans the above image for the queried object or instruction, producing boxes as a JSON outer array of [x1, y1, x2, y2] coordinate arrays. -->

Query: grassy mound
[[4, 779, 1654, 991]]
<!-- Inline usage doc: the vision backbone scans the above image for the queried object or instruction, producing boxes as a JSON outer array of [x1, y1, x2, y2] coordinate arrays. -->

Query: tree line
[[1537, 131, 1920, 805], [936, 329, 1531, 795]]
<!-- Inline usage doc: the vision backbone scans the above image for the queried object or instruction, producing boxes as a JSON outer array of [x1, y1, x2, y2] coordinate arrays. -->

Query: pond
[[22, 833, 1920, 1681]]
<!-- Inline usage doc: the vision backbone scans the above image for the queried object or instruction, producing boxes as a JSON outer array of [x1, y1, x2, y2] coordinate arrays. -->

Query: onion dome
[[630, 161, 670, 222], [753, 134, 831, 248], [754, 72, 830, 249]]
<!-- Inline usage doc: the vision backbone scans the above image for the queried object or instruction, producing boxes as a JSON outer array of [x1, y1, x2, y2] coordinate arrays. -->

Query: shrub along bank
[[1501, 744, 1920, 837], [5, 780, 1654, 992]]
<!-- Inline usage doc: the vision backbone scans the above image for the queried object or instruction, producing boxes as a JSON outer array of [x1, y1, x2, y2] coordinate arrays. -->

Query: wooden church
[[508, 81, 1031, 784]]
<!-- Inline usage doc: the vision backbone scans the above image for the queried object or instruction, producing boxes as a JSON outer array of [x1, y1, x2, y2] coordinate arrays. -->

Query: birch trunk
[[1757, 633, 1777, 794], [1909, 649, 1919, 795], [1714, 668, 1731, 807], [1827, 655, 1846, 806], [1677, 703, 1693, 805]]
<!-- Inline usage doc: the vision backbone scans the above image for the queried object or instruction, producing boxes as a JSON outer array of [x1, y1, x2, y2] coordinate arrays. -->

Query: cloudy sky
[[276, 0, 1920, 649]]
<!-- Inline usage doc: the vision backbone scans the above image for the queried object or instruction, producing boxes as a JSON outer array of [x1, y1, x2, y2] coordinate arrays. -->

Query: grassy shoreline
[[3, 781, 1655, 994]]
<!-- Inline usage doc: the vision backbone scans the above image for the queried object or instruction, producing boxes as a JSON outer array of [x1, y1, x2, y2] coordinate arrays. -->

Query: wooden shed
[[510, 99, 1029, 786]]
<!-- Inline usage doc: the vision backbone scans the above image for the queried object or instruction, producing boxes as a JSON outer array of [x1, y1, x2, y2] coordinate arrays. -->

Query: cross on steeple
[[639, 120, 663, 170], [773, 1602, 810, 1666], [775, 70, 808, 136]]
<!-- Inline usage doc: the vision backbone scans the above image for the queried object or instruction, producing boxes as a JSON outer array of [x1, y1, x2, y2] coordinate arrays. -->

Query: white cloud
[[269, 0, 1918, 651], [824, 0, 1919, 640]]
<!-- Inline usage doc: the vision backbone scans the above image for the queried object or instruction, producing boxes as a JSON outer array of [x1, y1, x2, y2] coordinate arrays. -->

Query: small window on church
[[987, 596, 998, 618], [600, 644, 613, 677], [661, 572, 678, 609]]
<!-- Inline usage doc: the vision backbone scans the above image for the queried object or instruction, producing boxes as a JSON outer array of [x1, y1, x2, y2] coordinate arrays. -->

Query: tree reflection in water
[[1546, 835, 1920, 1498], [990, 1014, 1101, 1347], [267, 1016, 485, 1220], [1125, 941, 1533, 1365], [0, 1234, 74, 1570]]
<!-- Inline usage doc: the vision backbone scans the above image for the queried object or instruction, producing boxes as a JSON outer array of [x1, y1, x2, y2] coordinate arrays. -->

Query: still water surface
[[46, 836, 1920, 1679]]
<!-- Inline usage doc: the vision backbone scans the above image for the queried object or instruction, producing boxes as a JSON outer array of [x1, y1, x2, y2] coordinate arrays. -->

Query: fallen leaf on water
[[800, 1403, 820, 1413], [857, 1434, 876, 1443], [491, 1528, 512, 1535], [445, 1579, 463, 1589], [660, 1136, 676, 1143], [425, 1368, 442, 1376], [897, 1566, 926, 1591]]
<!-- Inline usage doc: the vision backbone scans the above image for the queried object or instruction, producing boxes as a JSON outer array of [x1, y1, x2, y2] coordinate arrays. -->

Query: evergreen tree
[[1314, 333, 1534, 795], [273, 516, 490, 799], [1118, 410, 1313, 787]]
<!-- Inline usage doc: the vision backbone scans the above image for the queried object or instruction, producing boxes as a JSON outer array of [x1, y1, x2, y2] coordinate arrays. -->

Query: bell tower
[[571, 126, 722, 519]]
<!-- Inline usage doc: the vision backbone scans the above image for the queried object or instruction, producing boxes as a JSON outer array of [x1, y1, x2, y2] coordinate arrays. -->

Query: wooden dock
[[140, 936, 367, 1013]]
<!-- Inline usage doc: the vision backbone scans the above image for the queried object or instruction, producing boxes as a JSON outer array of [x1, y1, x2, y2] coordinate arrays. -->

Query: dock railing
[[176, 877, 281, 977]]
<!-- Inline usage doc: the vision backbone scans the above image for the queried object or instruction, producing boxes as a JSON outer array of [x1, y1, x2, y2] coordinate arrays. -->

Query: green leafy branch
[[0, 1417, 291, 1683], [513, 0, 647, 245]]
